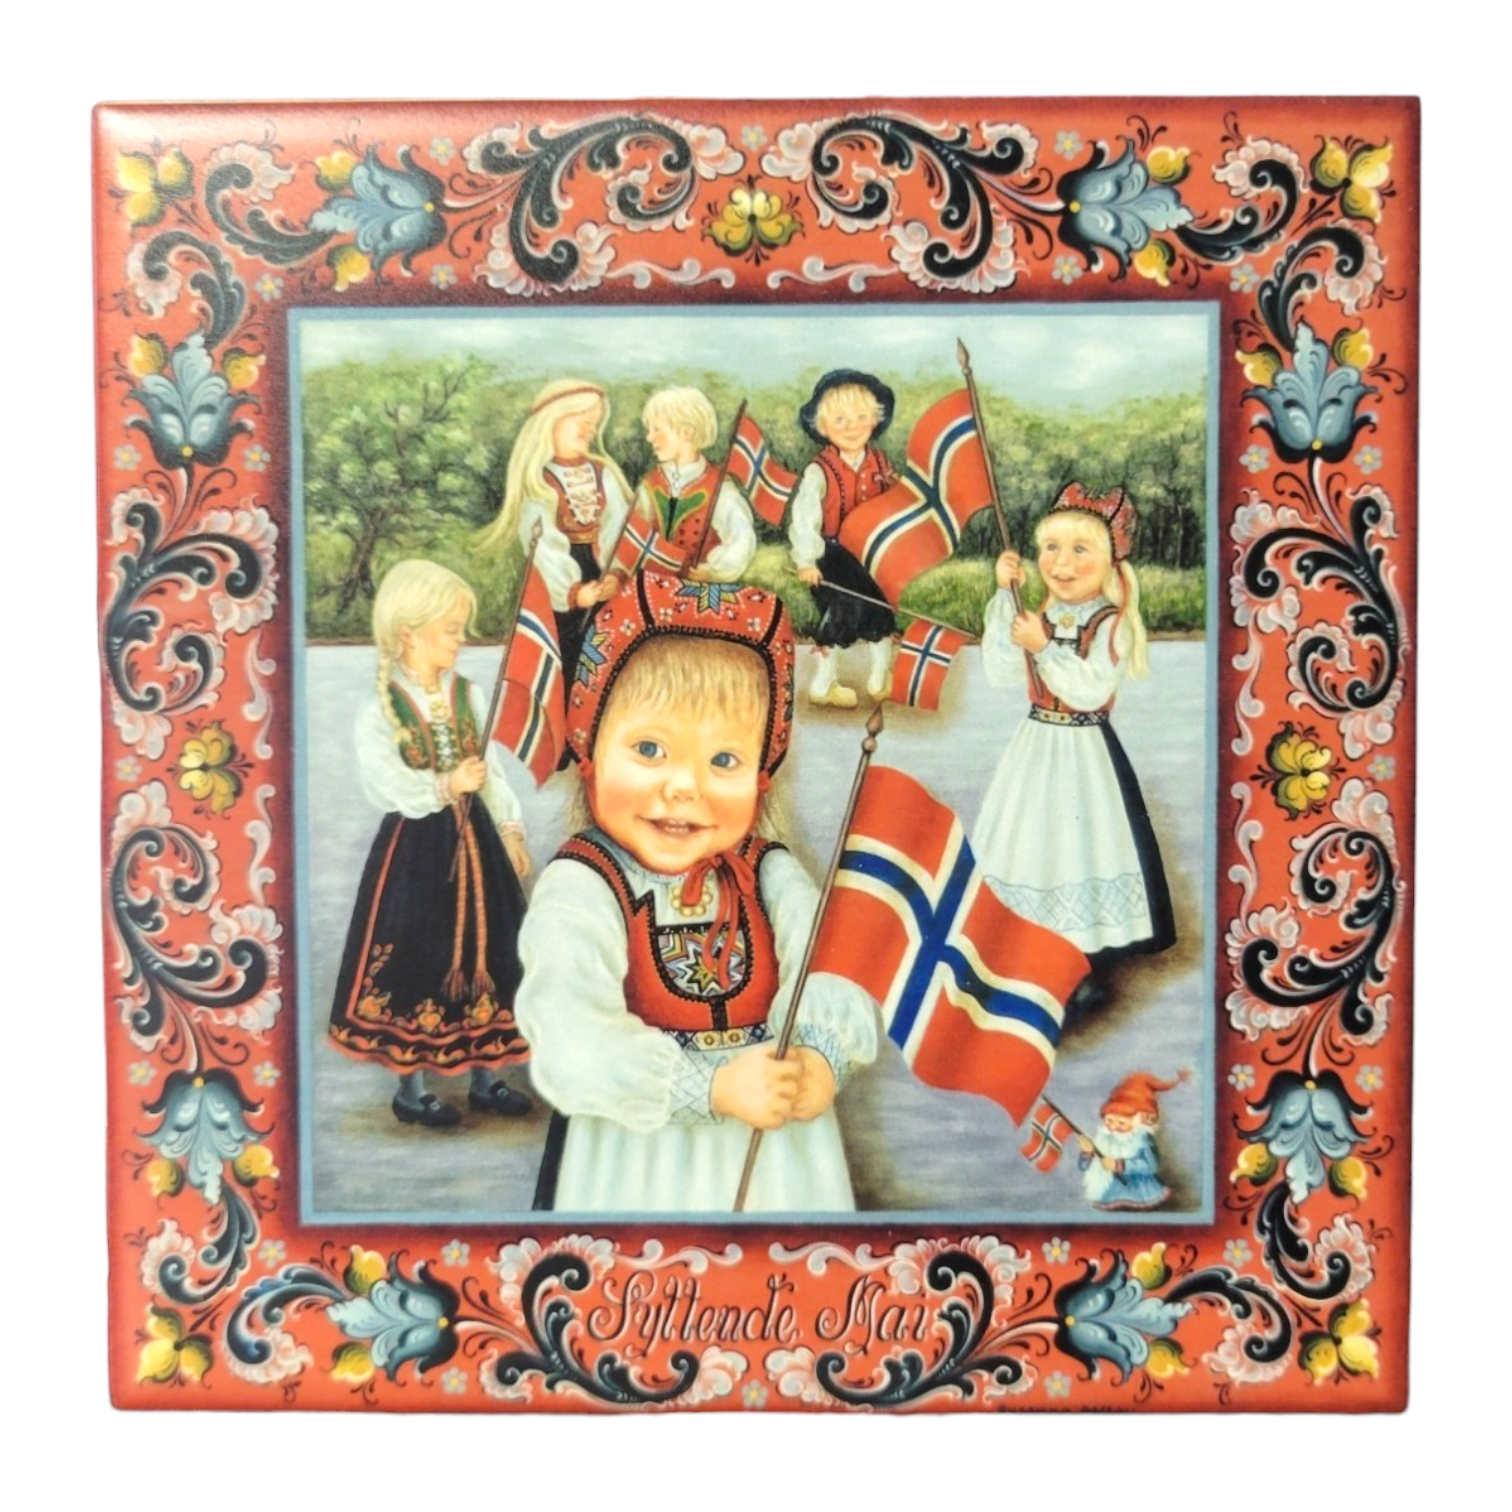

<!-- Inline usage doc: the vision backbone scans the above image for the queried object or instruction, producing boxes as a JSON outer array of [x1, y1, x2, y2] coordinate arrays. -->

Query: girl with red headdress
[[975, 485, 1176, 1005], [514, 572, 878, 1213]]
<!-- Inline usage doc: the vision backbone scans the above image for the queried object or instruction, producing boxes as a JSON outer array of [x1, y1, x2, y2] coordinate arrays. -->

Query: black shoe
[[468, 1081, 532, 1117], [391, 1092, 461, 1128]]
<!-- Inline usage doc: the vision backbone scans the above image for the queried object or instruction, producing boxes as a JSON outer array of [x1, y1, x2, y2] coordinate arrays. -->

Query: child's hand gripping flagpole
[[447, 522, 542, 882], [957, 340, 1045, 698], [688, 398, 749, 575], [733, 704, 885, 1213]]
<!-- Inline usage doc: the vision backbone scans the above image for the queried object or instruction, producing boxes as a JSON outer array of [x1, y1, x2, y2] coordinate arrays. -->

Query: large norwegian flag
[[889, 620, 971, 710], [726, 413, 799, 527], [490, 564, 566, 786], [838, 389, 994, 605], [811, 765, 1087, 1124]]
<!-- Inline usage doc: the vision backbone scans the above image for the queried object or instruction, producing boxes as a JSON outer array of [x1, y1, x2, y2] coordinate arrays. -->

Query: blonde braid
[[376, 651, 405, 743]]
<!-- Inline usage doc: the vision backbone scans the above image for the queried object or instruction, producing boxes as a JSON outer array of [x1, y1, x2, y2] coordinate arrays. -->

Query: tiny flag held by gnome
[[1018, 1097, 1080, 1172], [810, 764, 1088, 1125]]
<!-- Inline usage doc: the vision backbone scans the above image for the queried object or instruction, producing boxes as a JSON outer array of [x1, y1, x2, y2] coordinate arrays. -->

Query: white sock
[[810, 647, 837, 696]]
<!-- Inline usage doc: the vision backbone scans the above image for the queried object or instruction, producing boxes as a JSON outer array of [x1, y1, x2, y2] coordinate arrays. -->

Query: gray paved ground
[[303, 640, 1211, 1223]]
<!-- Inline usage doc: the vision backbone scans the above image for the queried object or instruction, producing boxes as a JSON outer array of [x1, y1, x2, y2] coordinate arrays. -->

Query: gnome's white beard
[[1093, 1126, 1151, 1161]]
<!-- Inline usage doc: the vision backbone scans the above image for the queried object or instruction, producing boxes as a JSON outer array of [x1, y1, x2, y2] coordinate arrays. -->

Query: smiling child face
[[588, 642, 766, 875], [817, 387, 881, 455], [1036, 514, 1112, 606], [551, 401, 603, 460]]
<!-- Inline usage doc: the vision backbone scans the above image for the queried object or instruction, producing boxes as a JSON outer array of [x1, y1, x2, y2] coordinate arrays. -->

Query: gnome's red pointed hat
[[1050, 482, 1138, 564], [565, 571, 796, 776], [1101, 1069, 1190, 1121]]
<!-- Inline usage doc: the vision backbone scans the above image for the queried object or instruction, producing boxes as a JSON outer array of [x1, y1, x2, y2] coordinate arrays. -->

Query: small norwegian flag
[[1018, 1097, 1078, 1172], [890, 620, 971, 710], [490, 564, 566, 786], [726, 413, 799, 527]]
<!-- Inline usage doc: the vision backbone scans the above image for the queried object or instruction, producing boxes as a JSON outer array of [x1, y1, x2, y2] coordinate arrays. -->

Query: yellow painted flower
[[223, 348, 266, 391], [705, 185, 801, 258], [1329, 1154, 1369, 1199], [1231, 1142, 1278, 1184], [1332, 1300, 1380, 1379], [128, 334, 168, 378], [115, 148, 194, 227], [356, 991, 389, 1022], [416, 1000, 445, 1035], [1312, 140, 1392, 223], [1302, 1333, 1340, 1384], [137, 1306, 211, 1385], [145, 1156, 183, 1198], [178, 721, 242, 814], [330, 244, 372, 293], [316, 149, 358, 192], [1266, 725, 1333, 819], [467, 994, 497, 1028], [1332, 327, 1374, 372], [1132, 239, 1173, 287], [1130, 1242, 1170, 1291], [331, 1342, 375, 1384], [1236, 345, 1282, 387], [1146, 1338, 1188, 1379], [345, 1245, 386, 1296], [1147, 146, 1190, 185], [232, 1144, 279, 1185]]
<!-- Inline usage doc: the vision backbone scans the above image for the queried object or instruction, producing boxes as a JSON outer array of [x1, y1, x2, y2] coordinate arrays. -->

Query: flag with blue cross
[[890, 620, 971, 711], [491, 562, 566, 786], [810, 764, 1088, 1125], [838, 389, 994, 606]]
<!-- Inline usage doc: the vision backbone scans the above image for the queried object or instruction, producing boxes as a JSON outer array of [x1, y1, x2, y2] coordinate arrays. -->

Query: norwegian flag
[[607, 512, 683, 578], [726, 413, 798, 527], [838, 389, 994, 605], [1018, 1097, 1078, 1172], [490, 564, 566, 786], [811, 765, 1087, 1125], [890, 620, 971, 710]]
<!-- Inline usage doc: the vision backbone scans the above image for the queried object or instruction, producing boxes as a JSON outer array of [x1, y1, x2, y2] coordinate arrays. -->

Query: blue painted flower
[[1058, 140, 1194, 274], [741, 125, 767, 152], [1356, 1064, 1385, 1093], [430, 137, 455, 164], [1043, 1237, 1071, 1264], [1054, 1256, 1192, 1382], [1240, 445, 1270, 474], [1054, 131, 1082, 160], [113, 444, 141, 470], [310, 147, 448, 279], [1230, 262, 1260, 293], [1223, 1238, 1252, 1267], [260, 1239, 287, 1266], [244, 444, 270, 472], [127, 333, 256, 469], [430, 263, 457, 290], [1044, 1371, 1071, 1398], [116, 756, 143, 783], [441, 1366, 467, 1395], [1245, 321, 1378, 465], [440, 1239, 470, 1267], [742, 1381, 768, 1408], [143, 1069, 260, 1205], [128, 1059, 155, 1086], [1367, 755, 1396, 782], [1228, 1063, 1256, 1091], [1052, 255, 1083, 285], [253, 1061, 280, 1087], [1354, 444, 1383, 474], [1251, 1070, 1369, 1204], [254, 273, 284, 301], [327, 1260, 460, 1380]]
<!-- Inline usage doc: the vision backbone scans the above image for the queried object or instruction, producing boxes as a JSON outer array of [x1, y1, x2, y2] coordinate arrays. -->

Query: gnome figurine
[[1077, 1070, 1190, 1211]]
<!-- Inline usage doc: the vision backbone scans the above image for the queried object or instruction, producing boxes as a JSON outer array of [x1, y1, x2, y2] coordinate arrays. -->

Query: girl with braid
[[328, 560, 532, 1127]]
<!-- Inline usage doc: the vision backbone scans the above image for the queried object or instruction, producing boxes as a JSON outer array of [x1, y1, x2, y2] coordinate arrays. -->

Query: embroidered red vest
[[545, 459, 607, 545], [557, 832, 780, 1035], [814, 445, 896, 540], [1029, 604, 1120, 718], [643, 461, 722, 569]]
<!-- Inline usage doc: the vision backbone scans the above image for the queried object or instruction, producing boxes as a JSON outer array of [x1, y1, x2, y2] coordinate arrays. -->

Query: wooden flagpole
[[812, 578, 977, 640], [688, 398, 749, 574], [957, 340, 1043, 695], [447, 521, 542, 881], [733, 704, 885, 1213]]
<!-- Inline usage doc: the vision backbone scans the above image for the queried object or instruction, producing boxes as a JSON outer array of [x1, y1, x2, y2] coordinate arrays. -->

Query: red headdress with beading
[[1049, 483, 1138, 563], [565, 572, 796, 777]]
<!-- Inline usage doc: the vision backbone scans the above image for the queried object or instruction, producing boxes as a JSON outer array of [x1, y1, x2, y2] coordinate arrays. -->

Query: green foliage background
[[302, 356, 1208, 642]]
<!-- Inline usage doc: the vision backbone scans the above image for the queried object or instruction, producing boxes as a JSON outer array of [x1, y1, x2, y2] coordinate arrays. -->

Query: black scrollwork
[[1164, 1263, 1295, 1363], [131, 229, 248, 349], [812, 1251, 1025, 1407], [1253, 1187, 1358, 1302], [156, 1187, 260, 1306], [491, 1254, 700, 1406], [466, 117, 697, 286], [1257, 225, 1374, 353], [206, 160, 333, 266], [1176, 152, 1301, 265]]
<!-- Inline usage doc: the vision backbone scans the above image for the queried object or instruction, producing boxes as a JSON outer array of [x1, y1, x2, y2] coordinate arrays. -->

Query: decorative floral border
[[96, 97, 1415, 1411]]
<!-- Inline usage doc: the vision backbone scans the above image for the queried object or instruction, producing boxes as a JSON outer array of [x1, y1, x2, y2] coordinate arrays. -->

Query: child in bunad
[[328, 560, 533, 1127], [478, 378, 632, 705], [634, 386, 756, 583], [1077, 1071, 1188, 1211], [975, 485, 1175, 1006], [515, 572, 878, 1212], [787, 370, 899, 708]]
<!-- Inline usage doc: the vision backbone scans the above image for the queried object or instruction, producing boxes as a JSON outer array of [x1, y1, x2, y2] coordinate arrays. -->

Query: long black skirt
[[812, 539, 896, 647], [329, 802, 528, 1074]]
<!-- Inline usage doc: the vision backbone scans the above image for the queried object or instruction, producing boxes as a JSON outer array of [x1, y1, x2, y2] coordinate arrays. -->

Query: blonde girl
[[515, 571, 876, 1212], [973, 486, 1174, 1004], [328, 560, 532, 1127], [480, 379, 632, 701]]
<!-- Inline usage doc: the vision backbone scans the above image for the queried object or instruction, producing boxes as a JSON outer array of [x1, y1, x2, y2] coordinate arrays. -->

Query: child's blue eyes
[[634, 740, 664, 759], [710, 752, 740, 771]]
